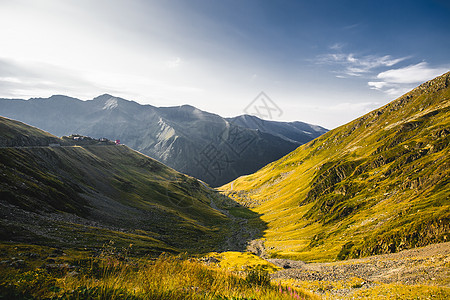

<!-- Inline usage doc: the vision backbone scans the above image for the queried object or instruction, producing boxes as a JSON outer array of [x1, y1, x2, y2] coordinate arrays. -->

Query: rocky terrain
[[269, 242, 450, 298]]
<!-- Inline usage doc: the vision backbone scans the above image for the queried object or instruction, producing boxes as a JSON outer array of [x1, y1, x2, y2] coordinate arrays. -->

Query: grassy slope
[[221, 72, 450, 262], [0, 116, 64, 147], [0, 116, 240, 254]]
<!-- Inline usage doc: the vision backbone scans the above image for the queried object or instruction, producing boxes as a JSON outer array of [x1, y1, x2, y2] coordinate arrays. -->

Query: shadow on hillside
[[0, 144, 268, 258]]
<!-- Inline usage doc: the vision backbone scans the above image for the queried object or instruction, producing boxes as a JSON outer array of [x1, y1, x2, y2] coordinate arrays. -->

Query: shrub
[[245, 267, 271, 287]]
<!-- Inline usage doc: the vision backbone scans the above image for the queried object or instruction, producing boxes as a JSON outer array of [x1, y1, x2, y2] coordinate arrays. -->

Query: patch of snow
[[103, 97, 118, 110]]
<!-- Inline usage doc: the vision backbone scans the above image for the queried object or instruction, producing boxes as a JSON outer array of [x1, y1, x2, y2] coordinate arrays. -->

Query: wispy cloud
[[329, 43, 345, 51], [317, 52, 409, 77], [317, 48, 449, 98], [375, 62, 448, 84], [342, 23, 360, 30], [368, 62, 449, 96]]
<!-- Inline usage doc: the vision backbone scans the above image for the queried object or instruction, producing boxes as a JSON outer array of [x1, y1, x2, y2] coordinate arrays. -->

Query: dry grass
[[279, 278, 450, 299], [0, 243, 318, 300]]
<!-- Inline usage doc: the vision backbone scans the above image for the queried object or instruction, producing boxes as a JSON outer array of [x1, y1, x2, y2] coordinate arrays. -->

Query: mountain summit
[[222, 72, 450, 261], [0, 95, 326, 186]]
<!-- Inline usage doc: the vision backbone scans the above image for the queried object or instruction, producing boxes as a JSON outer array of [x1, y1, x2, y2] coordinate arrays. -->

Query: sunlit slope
[[221, 72, 450, 262], [0, 117, 233, 254]]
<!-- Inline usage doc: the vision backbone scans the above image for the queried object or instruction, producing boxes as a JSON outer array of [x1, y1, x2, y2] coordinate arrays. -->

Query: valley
[[0, 73, 449, 299]]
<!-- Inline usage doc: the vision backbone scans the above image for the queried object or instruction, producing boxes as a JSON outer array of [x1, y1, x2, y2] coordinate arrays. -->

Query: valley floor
[[268, 241, 450, 299], [209, 190, 450, 298]]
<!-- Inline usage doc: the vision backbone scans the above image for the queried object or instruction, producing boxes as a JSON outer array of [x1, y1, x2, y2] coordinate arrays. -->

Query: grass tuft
[[0, 243, 317, 300]]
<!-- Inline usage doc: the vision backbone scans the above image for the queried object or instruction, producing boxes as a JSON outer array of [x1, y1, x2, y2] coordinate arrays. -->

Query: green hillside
[[221, 72, 450, 262], [0, 116, 262, 255], [0, 116, 65, 147]]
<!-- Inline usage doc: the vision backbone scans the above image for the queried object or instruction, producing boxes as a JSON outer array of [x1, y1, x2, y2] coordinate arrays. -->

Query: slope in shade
[[222, 72, 450, 262], [0, 116, 267, 254], [0, 95, 327, 186]]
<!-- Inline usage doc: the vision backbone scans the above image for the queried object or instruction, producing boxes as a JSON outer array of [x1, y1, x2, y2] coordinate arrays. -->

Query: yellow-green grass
[[2, 243, 449, 300], [348, 283, 450, 299], [280, 277, 450, 300], [221, 72, 450, 262], [206, 251, 281, 273], [0, 242, 317, 300]]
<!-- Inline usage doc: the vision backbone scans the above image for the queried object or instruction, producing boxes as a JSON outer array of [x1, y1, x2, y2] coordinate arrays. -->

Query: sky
[[0, 0, 449, 129]]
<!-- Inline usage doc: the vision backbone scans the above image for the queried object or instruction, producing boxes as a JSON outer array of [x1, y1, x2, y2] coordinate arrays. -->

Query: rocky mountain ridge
[[0, 94, 327, 186]]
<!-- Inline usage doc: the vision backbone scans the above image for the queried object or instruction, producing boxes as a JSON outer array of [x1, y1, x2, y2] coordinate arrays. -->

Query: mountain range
[[221, 71, 450, 261], [0, 95, 327, 187], [1, 73, 448, 260]]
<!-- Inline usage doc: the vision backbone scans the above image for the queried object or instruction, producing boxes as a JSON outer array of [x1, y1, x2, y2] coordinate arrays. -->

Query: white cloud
[[369, 62, 449, 97], [367, 81, 389, 89], [376, 62, 448, 84], [319, 49, 449, 99], [317, 52, 409, 77]]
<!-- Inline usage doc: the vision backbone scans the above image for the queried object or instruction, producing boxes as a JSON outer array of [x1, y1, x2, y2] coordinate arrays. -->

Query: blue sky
[[0, 0, 448, 128]]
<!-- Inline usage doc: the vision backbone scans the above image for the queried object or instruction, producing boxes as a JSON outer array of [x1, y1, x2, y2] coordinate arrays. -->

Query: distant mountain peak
[[94, 93, 115, 100], [30, 95, 81, 102], [179, 104, 196, 109]]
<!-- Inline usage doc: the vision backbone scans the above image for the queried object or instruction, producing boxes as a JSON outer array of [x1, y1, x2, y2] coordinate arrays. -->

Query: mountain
[[0, 95, 327, 187], [0, 116, 264, 254], [226, 115, 327, 144], [221, 72, 450, 262]]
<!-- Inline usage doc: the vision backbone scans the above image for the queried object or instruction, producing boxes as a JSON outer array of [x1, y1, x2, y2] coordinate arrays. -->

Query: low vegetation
[[2, 242, 449, 299], [283, 278, 450, 300], [0, 243, 317, 300]]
